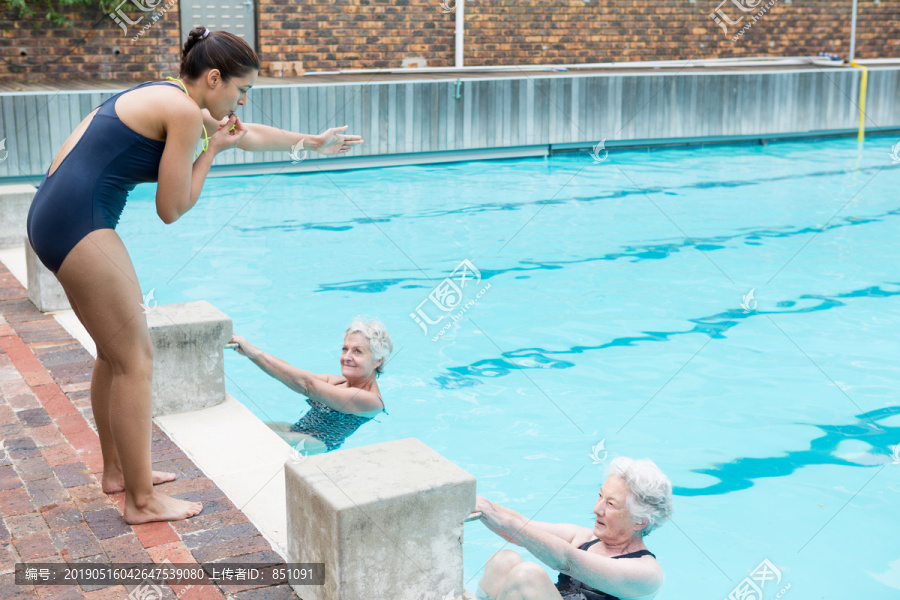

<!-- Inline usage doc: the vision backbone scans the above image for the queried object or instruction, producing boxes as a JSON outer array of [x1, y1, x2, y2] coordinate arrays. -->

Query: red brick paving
[[0, 263, 299, 598], [146, 540, 194, 564], [5, 513, 47, 539], [0, 488, 34, 516], [41, 445, 81, 468], [132, 522, 179, 549], [81, 585, 128, 600], [13, 531, 57, 561], [176, 584, 227, 600]]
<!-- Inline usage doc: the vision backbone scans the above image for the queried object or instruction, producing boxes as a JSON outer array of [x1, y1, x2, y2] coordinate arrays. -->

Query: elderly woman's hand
[[476, 496, 521, 544], [476, 496, 499, 524], [230, 334, 259, 359]]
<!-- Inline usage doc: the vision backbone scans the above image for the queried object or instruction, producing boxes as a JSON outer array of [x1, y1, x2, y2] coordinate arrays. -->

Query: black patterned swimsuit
[[290, 397, 385, 451], [555, 539, 656, 600]]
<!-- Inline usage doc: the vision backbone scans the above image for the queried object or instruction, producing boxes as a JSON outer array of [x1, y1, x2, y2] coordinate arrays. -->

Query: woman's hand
[[476, 496, 521, 544], [312, 125, 363, 155], [230, 334, 259, 359], [477, 496, 507, 528], [207, 114, 247, 155], [476, 496, 497, 521]]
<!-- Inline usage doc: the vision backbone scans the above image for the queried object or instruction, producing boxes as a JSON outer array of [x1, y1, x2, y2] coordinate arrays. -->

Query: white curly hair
[[607, 457, 673, 536], [344, 317, 393, 376]]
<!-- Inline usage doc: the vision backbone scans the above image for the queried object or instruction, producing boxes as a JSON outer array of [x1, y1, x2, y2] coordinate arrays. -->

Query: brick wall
[[256, 0, 456, 71], [259, 0, 899, 71], [0, 2, 181, 83], [1, 0, 897, 83], [257, 0, 456, 71]]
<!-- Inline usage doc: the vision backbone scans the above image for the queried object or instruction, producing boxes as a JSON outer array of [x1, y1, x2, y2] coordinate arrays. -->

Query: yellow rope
[[849, 62, 868, 142]]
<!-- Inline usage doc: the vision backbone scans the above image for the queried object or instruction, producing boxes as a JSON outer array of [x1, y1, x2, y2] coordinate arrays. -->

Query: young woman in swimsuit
[[26, 27, 362, 524], [475, 457, 673, 600]]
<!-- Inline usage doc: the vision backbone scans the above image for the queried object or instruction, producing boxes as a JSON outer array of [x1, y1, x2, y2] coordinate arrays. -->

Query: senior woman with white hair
[[475, 457, 673, 600], [229, 317, 392, 453]]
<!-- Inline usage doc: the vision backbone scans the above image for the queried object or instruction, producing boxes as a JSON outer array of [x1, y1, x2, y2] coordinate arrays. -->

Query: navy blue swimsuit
[[27, 81, 182, 273], [556, 539, 656, 600]]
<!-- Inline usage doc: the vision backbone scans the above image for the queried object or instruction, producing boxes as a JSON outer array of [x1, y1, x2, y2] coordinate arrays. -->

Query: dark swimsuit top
[[53, 81, 181, 229], [555, 539, 656, 600], [26, 81, 185, 273]]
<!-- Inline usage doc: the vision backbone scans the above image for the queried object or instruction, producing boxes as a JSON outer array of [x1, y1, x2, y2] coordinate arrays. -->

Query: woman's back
[[28, 81, 190, 272]]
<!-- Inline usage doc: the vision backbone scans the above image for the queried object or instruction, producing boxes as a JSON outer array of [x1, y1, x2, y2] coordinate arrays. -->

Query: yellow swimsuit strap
[[166, 77, 210, 156]]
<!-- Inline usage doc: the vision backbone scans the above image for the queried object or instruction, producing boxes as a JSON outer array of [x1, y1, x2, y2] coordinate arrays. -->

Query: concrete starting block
[[146, 300, 232, 417], [25, 236, 70, 312], [0, 184, 35, 248], [285, 438, 477, 600]]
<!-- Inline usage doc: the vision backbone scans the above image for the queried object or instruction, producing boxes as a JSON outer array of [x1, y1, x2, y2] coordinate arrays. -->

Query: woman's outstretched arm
[[476, 497, 589, 547], [202, 110, 362, 154], [230, 335, 380, 413]]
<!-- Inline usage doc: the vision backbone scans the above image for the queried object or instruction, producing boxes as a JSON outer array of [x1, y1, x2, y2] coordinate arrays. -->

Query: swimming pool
[[121, 137, 900, 598]]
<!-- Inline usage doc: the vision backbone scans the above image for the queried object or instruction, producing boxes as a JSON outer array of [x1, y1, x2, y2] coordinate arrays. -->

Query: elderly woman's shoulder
[[571, 530, 597, 548]]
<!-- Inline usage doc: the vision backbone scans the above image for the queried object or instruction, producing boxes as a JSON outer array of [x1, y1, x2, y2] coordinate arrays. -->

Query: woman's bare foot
[[124, 490, 202, 525], [102, 470, 176, 494]]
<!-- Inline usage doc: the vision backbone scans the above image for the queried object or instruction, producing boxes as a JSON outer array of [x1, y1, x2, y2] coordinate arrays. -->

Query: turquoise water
[[121, 138, 900, 599]]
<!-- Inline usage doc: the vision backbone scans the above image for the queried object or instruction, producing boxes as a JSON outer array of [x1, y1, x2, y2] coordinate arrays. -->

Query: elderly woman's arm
[[230, 335, 381, 413], [477, 497, 662, 599], [475, 498, 588, 546], [562, 549, 662, 599]]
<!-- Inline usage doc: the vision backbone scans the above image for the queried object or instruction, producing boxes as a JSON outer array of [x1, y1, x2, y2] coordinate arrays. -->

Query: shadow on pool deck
[[0, 263, 300, 600]]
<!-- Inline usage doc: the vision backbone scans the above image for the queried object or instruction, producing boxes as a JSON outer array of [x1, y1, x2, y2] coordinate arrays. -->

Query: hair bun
[[178, 27, 260, 82], [181, 26, 209, 60]]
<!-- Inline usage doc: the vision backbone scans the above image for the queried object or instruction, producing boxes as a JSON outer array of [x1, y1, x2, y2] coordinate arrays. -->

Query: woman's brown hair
[[180, 27, 260, 81]]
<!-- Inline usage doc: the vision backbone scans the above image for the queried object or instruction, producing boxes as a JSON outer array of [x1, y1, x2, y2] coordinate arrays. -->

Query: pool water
[[121, 137, 900, 599]]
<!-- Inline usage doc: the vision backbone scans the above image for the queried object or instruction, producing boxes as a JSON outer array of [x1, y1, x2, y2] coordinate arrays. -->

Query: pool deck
[[0, 260, 300, 600], [3, 59, 899, 92]]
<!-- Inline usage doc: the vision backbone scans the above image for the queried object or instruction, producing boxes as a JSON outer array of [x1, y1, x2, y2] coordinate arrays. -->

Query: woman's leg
[[266, 421, 294, 433], [495, 563, 564, 600], [56, 229, 201, 523], [479, 551, 524, 599], [278, 430, 328, 455], [266, 422, 328, 454], [62, 288, 176, 493], [479, 552, 563, 600]]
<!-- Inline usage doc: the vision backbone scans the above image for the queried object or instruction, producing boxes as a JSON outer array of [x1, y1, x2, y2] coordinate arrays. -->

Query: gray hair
[[607, 457, 673, 537], [344, 317, 393, 375]]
